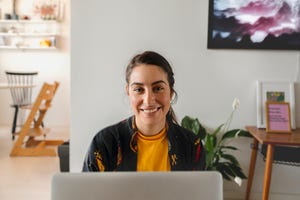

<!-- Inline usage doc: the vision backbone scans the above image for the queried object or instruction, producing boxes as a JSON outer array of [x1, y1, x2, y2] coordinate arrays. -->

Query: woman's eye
[[133, 87, 143, 93], [154, 86, 164, 92]]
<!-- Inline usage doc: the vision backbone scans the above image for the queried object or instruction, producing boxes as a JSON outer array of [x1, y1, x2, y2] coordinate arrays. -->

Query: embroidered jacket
[[82, 116, 205, 171]]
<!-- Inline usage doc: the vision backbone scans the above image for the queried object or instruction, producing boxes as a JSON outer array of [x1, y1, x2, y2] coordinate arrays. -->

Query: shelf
[[0, 33, 57, 36], [0, 45, 56, 50], [0, 19, 59, 50], [0, 20, 58, 24]]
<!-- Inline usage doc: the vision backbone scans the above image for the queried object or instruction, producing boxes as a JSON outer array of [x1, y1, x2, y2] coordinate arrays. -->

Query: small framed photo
[[33, 0, 62, 20], [256, 80, 296, 129], [266, 102, 291, 133]]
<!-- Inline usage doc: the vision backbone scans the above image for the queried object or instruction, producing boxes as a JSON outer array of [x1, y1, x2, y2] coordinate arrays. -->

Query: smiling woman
[[82, 51, 206, 172], [126, 65, 171, 134]]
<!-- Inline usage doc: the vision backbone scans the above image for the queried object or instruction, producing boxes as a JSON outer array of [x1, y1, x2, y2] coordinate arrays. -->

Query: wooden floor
[[0, 125, 69, 200]]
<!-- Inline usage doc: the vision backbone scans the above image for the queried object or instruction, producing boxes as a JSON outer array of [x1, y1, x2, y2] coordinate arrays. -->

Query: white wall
[[71, 0, 300, 199], [0, 0, 70, 128]]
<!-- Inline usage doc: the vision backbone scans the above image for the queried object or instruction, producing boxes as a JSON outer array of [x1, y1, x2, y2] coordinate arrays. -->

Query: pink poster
[[267, 103, 290, 132]]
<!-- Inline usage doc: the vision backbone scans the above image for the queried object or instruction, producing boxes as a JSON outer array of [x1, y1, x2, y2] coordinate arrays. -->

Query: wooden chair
[[5, 71, 38, 140], [10, 81, 64, 157]]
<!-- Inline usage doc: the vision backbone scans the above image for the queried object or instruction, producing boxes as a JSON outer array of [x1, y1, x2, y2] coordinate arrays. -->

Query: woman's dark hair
[[126, 51, 178, 124]]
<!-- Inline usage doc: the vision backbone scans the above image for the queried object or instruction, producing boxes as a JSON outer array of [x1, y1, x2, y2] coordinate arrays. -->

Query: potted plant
[[181, 98, 253, 186]]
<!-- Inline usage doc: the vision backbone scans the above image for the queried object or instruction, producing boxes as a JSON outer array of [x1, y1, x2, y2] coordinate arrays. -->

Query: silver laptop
[[51, 171, 223, 200]]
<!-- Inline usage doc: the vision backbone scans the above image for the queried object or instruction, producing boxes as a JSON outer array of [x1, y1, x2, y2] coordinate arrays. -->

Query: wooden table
[[245, 126, 300, 200]]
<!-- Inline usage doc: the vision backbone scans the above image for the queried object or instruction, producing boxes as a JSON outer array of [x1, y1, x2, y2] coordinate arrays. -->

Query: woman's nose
[[144, 90, 155, 104]]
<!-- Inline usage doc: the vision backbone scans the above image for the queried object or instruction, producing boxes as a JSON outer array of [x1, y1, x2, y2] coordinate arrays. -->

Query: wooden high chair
[[10, 81, 64, 157]]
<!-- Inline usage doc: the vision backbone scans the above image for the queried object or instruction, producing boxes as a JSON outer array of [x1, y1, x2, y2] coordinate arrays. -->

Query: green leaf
[[205, 134, 217, 152], [222, 154, 239, 165], [219, 145, 238, 151], [215, 162, 248, 180], [220, 163, 236, 177], [196, 119, 207, 139], [181, 116, 198, 133], [221, 172, 231, 181], [205, 150, 215, 168], [181, 116, 207, 139], [236, 130, 252, 137], [229, 163, 248, 179], [215, 164, 232, 180]]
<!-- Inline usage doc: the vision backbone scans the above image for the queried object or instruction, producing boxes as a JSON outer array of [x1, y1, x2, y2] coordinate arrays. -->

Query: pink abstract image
[[208, 0, 300, 50]]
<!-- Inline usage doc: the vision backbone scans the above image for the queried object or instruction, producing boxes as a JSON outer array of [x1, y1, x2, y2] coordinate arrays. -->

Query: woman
[[82, 51, 205, 171]]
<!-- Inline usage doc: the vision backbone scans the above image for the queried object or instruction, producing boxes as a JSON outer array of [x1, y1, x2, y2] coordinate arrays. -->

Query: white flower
[[232, 98, 240, 110], [234, 176, 242, 187]]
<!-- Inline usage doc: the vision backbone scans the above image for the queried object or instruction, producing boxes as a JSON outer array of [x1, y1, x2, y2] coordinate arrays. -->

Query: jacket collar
[[128, 116, 173, 153]]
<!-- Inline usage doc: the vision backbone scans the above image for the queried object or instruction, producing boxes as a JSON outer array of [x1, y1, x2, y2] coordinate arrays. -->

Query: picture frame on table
[[256, 80, 296, 129], [265, 102, 291, 133]]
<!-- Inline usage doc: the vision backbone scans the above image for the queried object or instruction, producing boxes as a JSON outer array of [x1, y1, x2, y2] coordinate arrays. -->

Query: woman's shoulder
[[93, 117, 133, 141]]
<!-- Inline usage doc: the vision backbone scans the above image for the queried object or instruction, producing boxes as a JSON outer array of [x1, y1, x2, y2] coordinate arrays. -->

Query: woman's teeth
[[143, 108, 158, 113]]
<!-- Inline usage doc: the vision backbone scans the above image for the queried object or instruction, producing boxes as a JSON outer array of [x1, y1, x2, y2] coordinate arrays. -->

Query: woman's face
[[126, 64, 173, 132]]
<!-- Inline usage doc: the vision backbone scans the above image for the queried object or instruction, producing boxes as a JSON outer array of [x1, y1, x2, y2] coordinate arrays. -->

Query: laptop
[[51, 171, 223, 200]]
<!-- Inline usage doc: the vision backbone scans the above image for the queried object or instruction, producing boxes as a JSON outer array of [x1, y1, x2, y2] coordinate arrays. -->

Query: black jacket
[[82, 116, 205, 171]]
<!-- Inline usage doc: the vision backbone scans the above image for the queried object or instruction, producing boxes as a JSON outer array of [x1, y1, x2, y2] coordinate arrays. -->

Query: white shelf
[[0, 19, 57, 24], [0, 33, 57, 36], [0, 20, 59, 50], [0, 45, 56, 50]]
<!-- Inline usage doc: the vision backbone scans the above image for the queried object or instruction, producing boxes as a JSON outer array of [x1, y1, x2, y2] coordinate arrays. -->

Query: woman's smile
[[140, 106, 162, 113]]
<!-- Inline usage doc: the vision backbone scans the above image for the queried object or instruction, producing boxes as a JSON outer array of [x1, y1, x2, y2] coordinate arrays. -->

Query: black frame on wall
[[207, 0, 300, 50]]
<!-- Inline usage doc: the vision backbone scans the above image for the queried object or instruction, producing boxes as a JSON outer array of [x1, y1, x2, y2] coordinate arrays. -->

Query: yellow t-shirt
[[136, 128, 170, 171]]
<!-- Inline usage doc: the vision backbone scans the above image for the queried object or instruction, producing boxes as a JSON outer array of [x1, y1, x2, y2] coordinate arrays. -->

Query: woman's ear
[[126, 84, 129, 96], [170, 91, 174, 100]]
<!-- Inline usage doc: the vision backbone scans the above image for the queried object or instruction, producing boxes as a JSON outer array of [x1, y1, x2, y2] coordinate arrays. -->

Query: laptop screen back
[[51, 171, 223, 200]]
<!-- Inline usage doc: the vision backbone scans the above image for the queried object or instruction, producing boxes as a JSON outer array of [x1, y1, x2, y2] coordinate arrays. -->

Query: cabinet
[[0, 20, 58, 50]]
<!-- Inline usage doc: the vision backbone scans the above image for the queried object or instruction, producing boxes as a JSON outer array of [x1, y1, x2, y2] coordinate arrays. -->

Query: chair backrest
[[5, 71, 38, 106], [28, 81, 59, 129]]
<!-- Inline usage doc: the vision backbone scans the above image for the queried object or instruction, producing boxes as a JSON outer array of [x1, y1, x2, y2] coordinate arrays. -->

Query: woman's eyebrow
[[130, 80, 167, 87], [130, 82, 143, 87], [152, 80, 167, 86]]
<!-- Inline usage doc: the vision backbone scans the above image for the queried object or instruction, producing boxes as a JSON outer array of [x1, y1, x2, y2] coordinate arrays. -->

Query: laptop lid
[[51, 171, 223, 200]]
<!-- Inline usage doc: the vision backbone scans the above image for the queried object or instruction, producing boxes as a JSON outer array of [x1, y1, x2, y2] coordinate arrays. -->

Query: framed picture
[[256, 81, 295, 129], [207, 0, 300, 50], [33, 0, 62, 20], [265, 102, 291, 133]]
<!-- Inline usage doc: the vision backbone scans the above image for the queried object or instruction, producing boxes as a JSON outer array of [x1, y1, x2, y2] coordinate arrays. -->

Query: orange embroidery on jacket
[[171, 154, 177, 166], [94, 151, 105, 172], [130, 117, 138, 153], [117, 145, 122, 166]]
